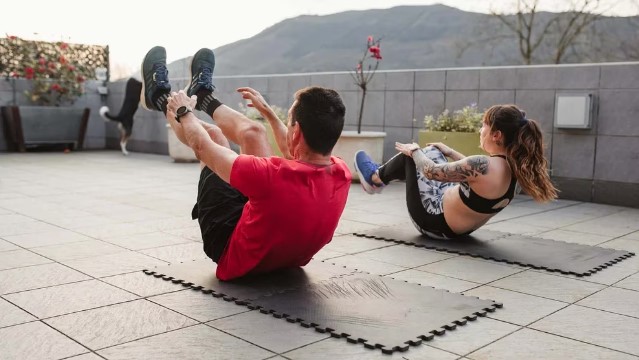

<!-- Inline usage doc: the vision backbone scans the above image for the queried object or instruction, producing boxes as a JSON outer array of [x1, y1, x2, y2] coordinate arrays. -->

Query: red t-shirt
[[216, 155, 351, 280]]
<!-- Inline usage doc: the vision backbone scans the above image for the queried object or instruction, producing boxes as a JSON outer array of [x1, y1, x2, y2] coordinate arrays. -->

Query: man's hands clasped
[[166, 90, 197, 124]]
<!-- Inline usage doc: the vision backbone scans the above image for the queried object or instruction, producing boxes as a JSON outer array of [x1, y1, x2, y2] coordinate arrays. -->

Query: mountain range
[[178, 5, 639, 76]]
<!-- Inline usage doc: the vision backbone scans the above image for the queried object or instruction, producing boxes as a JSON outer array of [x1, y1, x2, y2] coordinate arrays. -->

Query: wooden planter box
[[418, 130, 486, 157], [1, 106, 90, 152]]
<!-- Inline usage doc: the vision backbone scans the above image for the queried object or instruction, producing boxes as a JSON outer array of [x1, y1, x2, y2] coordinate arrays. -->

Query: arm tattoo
[[412, 152, 489, 182]]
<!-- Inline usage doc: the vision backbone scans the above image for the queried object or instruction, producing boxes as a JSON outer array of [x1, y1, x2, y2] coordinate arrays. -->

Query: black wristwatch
[[175, 106, 192, 123]]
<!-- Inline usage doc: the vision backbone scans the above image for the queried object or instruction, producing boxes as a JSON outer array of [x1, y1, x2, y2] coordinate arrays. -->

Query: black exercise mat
[[354, 225, 635, 277], [248, 272, 501, 354], [143, 259, 502, 354], [143, 259, 357, 304]]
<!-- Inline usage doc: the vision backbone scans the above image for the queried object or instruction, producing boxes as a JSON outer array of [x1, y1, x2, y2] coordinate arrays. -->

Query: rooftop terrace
[[1, 151, 638, 359]]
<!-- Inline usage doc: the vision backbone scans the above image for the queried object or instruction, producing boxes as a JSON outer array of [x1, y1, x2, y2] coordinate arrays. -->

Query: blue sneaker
[[140, 46, 171, 111], [354, 150, 384, 194], [185, 48, 216, 113]]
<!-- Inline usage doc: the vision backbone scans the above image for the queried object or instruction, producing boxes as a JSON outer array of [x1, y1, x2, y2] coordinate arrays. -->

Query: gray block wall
[[2, 61, 639, 207], [0, 79, 107, 151]]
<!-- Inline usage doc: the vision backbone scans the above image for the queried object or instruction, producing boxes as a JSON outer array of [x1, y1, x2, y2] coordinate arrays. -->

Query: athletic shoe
[[354, 150, 384, 194], [185, 48, 216, 112], [140, 46, 171, 111]]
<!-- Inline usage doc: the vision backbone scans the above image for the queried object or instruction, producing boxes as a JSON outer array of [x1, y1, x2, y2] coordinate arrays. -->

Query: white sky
[[2, 0, 637, 78]]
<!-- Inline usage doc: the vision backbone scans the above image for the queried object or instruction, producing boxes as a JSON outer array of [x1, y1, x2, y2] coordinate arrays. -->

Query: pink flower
[[59, 56, 67, 64], [8, 35, 17, 40], [38, 57, 46, 65], [357, 63, 362, 71], [67, 65, 75, 72], [51, 83, 62, 92], [367, 36, 373, 43], [24, 67, 35, 79], [59, 42, 68, 50], [368, 45, 382, 60]]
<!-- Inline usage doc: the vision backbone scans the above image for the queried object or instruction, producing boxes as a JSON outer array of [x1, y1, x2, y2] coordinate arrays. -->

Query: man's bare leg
[[199, 120, 230, 169], [209, 105, 272, 157], [185, 47, 272, 158]]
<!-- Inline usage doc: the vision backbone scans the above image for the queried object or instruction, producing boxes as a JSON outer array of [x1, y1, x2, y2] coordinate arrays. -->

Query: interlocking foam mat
[[354, 226, 635, 277], [143, 259, 501, 354]]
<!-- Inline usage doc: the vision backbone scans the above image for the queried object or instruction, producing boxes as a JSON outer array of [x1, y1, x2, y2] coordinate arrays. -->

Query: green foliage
[[424, 103, 484, 133], [0, 35, 108, 106]]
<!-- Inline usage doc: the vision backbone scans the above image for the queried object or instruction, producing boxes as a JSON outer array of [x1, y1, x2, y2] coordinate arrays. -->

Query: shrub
[[0, 35, 108, 106], [424, 103, 484, 133]]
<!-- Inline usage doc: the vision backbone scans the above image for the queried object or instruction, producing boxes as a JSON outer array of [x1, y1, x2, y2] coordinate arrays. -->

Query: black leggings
[[377, 146, 460, 239]]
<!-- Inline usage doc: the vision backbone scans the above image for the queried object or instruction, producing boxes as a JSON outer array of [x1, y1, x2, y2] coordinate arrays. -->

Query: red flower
[[37, 66, 46, 73], [8, 35, 17, 40], [367, 36, 373, 43], [76, 75, 85, 83], [48, 62, 56, 69], [51, 83, 62, 92], [24, 67, 35, 79], [59, 56, 67, 64], [67, 65, 75, 72], [369, 45, 382, 60], [59, 42, 68, 50], [38, 57, 46, 65]]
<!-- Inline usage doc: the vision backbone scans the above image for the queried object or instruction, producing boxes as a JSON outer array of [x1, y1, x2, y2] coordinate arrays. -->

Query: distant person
[[354, 105, 558, 239], [139, 46, 351, 280]]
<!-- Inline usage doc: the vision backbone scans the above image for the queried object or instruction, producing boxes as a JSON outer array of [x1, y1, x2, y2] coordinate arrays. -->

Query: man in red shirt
[[140, 46, 351, 280]]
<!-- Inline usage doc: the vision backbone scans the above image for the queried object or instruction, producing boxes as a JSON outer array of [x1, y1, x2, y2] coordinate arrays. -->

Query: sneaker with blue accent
[[354, 150, 384, 194], [185, 48, 216, 113], [140, 46, 171, 111]]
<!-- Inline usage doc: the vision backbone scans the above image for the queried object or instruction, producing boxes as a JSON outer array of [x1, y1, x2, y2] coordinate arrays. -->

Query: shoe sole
[[140, 46, 166, 111], [353, 152, 377, 195]]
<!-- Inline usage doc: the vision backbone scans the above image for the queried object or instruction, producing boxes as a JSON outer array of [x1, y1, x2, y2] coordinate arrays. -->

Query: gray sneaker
[[140, 46, 171, 111], [185, 48, 216, 112]]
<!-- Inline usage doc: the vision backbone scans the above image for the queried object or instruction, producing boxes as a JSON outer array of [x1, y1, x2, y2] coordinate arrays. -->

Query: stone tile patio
[[0, 151, 638, 359]]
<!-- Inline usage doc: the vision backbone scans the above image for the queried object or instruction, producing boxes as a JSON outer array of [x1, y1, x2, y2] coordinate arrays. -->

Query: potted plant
[[333, 35, 387, 180], [418, 103, 486, 157], [0, 35, 96, 151]]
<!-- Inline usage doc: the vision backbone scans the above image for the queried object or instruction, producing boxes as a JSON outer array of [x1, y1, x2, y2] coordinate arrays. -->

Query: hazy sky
[[2, 0, 637, 78]]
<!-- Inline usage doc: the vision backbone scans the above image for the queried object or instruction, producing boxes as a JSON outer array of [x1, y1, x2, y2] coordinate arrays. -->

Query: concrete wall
[[2, 62, 638, 207], [0, 79, 107, 151]]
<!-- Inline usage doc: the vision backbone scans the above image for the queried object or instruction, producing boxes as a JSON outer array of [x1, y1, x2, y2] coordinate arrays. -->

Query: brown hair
[[484, 104, 558, 202]]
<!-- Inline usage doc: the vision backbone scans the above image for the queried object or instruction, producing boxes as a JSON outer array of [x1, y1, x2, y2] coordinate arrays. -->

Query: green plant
[[350, 35, 382, 134], [0, 35, 102, 106], [424, 103, 484, 133]]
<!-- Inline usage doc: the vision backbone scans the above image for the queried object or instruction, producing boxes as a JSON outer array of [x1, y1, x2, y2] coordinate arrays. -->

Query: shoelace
[[152, 64, 170, 89], [197, 67, 215, 90]]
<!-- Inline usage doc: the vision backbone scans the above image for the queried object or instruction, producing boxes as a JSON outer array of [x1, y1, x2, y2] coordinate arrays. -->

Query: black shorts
[[191, 166, 247, 262]]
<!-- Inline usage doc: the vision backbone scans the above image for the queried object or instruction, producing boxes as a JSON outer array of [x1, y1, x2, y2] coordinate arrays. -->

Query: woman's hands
[[395, 142, 421, 157]]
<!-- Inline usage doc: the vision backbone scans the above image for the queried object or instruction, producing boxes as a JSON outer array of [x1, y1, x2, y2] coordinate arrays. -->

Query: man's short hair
[[292, 87, 345, 155]]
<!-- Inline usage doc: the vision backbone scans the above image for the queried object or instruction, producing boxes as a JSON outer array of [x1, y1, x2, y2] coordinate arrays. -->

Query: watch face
[[177, 106, 187, 115]]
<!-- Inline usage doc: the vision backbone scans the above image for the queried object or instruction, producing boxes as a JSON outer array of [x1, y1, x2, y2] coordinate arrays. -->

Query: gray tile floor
[[1, 151, 638, 360]]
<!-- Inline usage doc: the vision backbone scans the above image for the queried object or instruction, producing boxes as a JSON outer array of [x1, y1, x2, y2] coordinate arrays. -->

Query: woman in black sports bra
[[354, 104, 558, 239]]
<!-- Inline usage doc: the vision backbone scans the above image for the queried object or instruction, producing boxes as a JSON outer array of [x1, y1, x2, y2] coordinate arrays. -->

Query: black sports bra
[[458, 155, 517, 214]]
